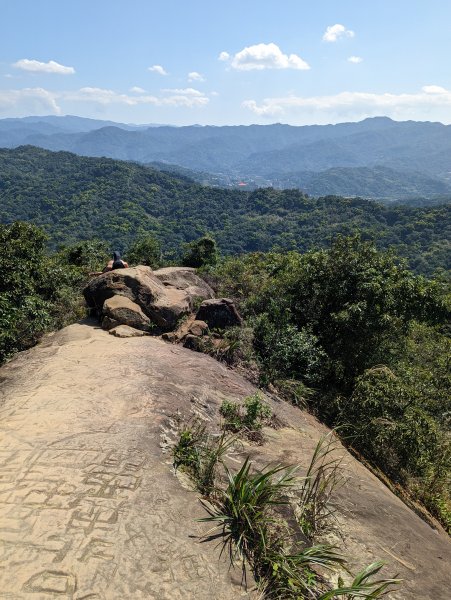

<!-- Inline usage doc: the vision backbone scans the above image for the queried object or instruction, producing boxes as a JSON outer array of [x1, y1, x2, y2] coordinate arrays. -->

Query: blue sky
[[1, 0, 451, 125]]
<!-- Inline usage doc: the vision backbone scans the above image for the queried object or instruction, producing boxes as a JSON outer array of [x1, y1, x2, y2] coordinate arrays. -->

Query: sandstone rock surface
[[109, 324, 150, 337], [188, 319, 209, 337], [196, 298, 243, 329], [103, 295, 151, 330], [83, 266, 191, 330], [153, 266, 214, 303], [0, 321, 449, 599]]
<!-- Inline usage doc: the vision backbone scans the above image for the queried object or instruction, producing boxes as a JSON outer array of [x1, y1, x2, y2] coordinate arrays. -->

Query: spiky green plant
[[262, 544, 347, 598], [319, 561, 401, 599], [172, 420, 234, 496], [172, 419, 206, 475], [200, 458, 297, 568], [296, 433, 345, 539], [197, 432, 236, 496]]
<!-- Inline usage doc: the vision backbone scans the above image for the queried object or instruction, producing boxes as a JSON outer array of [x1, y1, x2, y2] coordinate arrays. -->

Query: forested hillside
[[0, 146, 449, 275]]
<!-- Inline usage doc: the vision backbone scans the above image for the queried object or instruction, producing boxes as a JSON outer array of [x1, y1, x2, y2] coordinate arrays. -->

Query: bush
[[172, 420, 233, 496], [58, 239, 109, 271], [125, 234, 162, 268], [253, 313, 328, 386], [220, 393, 272, 436], [182, 235, 218, 268]]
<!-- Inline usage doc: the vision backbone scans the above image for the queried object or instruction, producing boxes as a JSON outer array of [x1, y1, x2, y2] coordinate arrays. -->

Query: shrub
[[182, 235, 218, 268], [200, 458, 297, 569], [125, 234, 162, 268], [172, 420, 233, 496], [220, 393, 272, 436], [296, 434, 344, 540]]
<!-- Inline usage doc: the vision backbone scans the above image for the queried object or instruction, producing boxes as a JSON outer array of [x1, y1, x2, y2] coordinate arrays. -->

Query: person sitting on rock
[[104, 251, 129, 272], [89, 251, 129, 276]]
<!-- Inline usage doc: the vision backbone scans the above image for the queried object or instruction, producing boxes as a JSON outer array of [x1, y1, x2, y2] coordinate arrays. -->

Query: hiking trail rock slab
[[0, 321, 449, 599]]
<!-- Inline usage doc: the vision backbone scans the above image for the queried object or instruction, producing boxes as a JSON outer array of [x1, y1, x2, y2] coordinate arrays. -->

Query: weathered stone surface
[[161, 331, 179, 343], [183, 333, 205, 352], [103, 295, 151, 331], [0, 323, 450, 599], [101, 315, 120, 330], [188, 319, 209, 337], [109, 324, 150, 337], [153, 266, 214, 303], [196, 298, 243, 329], [83, 266, 191, 330]]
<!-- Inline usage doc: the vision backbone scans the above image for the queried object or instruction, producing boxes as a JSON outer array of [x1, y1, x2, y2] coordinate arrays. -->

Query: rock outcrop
[[153, 266, 214, 303], [196, 298, 243, 329], [109, 324, 150, 337], [103, 295, 151, 331], [83, 266, 213, 332]]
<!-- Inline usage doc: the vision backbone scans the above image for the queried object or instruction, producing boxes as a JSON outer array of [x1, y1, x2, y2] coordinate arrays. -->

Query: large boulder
[[153, 267, 214, 303], [83, 266, 191, 331], [108, 325, 150, 338], [103, 295, 151, 331], [195, 298, 243, 330]]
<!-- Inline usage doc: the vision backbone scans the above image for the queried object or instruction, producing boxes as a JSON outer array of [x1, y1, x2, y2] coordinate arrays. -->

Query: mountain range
[[1, 116, 451, 199]]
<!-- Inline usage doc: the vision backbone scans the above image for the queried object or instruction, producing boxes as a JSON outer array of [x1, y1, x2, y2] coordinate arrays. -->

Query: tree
[[58, 239, 110, 272], [0, 222, 53, 362], [250, 235, 446, 390], [126, 235, 162, 268], [182, 235, 218, 268]]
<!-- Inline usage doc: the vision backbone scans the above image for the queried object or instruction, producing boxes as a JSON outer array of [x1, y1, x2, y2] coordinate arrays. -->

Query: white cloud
[[242, 86, 451, 122], [188, 71, 205, 82], [148, 65, 168, 76], [130, 86, 146, 93], [162, 87, 203, 96], [422, 85, 447, 94], [218, 51, 230, 61], [323, 24, 355, 42], [66, 86, 208, 108], [230, 43, 310, 71], [0, 87, 61, 116], [13, 59, 75, 75], [348, 56, 363, 64]]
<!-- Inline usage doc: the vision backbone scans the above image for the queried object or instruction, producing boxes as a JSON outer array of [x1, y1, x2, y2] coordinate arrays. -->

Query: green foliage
[[212, 237, 450, 529], [0, 223, 111, 364], [0, 147, 449, 275], [225, 236, 446, 391], [220, 393, 272, 435], [58, 239, 110, 272], [296, 434, 344, 540], [172, 420, 233, 496], [173, 410, 399, 598], [0, 222, 68, 362], [200, 454, 398, 599], [319, 562, 401, 599], [200, 458, 297, 568], [125, 234, 162, 268], [254, 313, 328, 386], [182, 235, 219, 268]]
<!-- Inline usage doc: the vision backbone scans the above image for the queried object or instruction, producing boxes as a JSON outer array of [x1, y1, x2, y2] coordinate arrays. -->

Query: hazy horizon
[[2, 114, 450, 129]]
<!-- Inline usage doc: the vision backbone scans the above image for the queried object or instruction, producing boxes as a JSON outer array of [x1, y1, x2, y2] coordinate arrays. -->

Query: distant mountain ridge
[[1, 116, 451, 199]]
